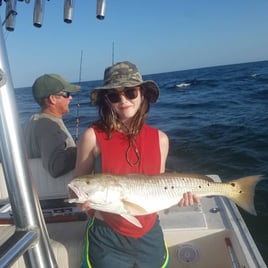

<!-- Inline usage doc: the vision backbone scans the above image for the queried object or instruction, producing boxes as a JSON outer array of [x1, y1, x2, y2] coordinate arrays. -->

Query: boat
[[176, 82, 191, 88], [0, 164, 266, 268], [0, 1, 267, 268]]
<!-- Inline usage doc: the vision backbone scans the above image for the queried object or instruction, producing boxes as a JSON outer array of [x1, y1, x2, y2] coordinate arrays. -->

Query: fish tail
[[227, 175, 263, 216]]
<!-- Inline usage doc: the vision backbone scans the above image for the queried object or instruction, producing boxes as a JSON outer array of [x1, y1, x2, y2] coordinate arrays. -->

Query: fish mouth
[[68, 187, 78, 199], [67, 184, 80, 202]]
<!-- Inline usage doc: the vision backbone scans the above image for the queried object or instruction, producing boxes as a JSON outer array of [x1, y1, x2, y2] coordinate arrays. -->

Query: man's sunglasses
[[105, 87, 139, 103], [54, 91, 71, 98]]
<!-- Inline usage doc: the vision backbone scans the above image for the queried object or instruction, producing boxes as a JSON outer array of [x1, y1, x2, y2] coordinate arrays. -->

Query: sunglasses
[[105, 87, 139, 103], [54, 91, 71, 98]]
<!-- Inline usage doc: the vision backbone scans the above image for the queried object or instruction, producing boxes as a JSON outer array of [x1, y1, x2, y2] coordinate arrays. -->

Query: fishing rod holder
[[33, 0, 44, 27], [64, 0, 74, 23], [96, 0, 106, 20], [3, 0, 17, 31], [1, 0, 107, 30]]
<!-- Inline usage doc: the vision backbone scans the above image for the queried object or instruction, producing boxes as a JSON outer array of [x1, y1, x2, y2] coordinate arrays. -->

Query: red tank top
[[93, 124, 161, 238]]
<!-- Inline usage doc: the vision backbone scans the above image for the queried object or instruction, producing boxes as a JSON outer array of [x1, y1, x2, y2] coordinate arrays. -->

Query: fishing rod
[[75, 49, 83, 144]]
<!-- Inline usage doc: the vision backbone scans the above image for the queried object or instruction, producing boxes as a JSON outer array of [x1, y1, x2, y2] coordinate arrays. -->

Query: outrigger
[[0, 1, 266, 267]]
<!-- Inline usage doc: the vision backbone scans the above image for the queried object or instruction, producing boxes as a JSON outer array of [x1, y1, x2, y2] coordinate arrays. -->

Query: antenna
[[112, 41, 114, 65], [75, 49, 83, 143], [78, 49, 83, 83]]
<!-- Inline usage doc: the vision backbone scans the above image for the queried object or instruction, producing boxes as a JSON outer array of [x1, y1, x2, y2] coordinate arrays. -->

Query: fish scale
[[119, 175, 231, 197], [110, 175, 238, 212]]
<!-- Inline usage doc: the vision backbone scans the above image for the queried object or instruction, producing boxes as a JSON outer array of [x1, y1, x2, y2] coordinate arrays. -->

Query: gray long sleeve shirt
[[23, 113, 77, 178]]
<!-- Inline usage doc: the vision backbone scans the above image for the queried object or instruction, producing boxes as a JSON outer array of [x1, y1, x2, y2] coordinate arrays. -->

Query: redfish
[[67, 173, 263, 227]]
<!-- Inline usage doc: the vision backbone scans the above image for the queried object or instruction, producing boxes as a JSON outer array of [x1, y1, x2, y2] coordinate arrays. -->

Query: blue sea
[[15, 60, 268, 264]]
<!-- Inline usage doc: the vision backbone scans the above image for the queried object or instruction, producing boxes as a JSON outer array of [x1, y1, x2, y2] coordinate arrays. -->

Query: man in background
[[24, 73, 79, 178]]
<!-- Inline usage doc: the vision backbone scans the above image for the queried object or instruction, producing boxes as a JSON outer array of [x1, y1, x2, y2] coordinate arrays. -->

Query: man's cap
[[90, 61, 159, 106], [32, 73, 80, 100]]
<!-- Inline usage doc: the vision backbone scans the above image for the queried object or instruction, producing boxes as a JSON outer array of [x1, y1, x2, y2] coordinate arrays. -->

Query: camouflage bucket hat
[[90, 61, 160, 105]]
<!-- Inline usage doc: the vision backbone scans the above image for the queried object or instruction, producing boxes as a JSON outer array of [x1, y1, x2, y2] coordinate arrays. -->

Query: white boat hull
[[0, 164, 266, 268]]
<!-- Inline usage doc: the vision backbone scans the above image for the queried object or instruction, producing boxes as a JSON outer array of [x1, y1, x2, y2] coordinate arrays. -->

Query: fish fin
[[64, 198, 85, 204], [120, 214, 142, 228], [202, 175, 217, 182], [227, 175, 263, 216], [164, 172, 215, 182], [122, 200, 148, 214], [192, 174, 215, 182], [65, 198, 77, 203]]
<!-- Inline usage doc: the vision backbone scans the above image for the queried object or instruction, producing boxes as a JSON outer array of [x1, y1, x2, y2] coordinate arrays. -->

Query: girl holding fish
[[74, 61, 199, 268]]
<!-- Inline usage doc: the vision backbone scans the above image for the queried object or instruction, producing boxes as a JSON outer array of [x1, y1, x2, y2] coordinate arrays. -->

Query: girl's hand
[[178, 192, 200, 207], [79, 201, 91, 211]]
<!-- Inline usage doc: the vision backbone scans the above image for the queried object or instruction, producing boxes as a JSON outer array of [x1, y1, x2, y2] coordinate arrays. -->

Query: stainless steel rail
[[0, 1, 107, 266], [0, 13, 57, 268], [0, 230, 38, 267]]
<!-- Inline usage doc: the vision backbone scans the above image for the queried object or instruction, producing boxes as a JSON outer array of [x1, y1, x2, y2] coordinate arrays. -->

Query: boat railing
[[0, 16, 58, 268], [0, 1, 106, 267]]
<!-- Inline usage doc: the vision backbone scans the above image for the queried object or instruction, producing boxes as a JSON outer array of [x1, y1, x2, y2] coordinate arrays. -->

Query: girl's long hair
[[93, 86, 150, 141]]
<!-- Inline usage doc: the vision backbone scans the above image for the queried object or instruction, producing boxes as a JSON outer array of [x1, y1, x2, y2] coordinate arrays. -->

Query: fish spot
[[199, 185, 202, 188], [207, 183, 210, 186], [171, 186, 175, 189], [164, 186, 168, 190], [231, 183, 236, 187]]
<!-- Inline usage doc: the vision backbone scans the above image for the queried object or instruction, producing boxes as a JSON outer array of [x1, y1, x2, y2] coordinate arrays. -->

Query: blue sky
[[1, 0, 268, 88]]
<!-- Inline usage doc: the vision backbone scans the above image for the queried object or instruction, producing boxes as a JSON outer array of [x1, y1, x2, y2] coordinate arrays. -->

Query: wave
[[176, 83, 191, 88]]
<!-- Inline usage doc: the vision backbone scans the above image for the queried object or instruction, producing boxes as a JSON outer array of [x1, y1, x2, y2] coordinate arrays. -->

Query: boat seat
[[0, 221, 88, 268], [0, 158, 73, 201], [28, 158, 73, 200]]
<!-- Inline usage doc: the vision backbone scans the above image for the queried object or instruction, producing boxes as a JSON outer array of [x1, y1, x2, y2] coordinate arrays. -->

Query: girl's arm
[[73, 127, 100, 177]]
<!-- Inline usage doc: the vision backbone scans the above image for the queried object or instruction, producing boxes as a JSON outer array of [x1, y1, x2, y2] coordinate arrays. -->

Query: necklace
[[120, 121, 141, 167], [126, 139, 141, 167]]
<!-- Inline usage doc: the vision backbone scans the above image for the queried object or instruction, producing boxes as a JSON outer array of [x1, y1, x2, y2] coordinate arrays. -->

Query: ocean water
[[15, 60, 268, 264]]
